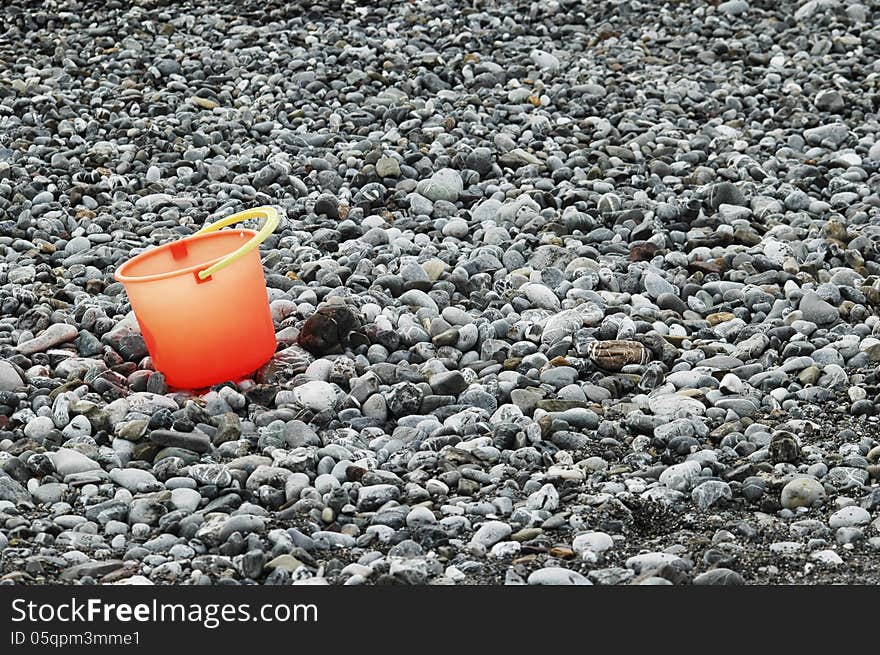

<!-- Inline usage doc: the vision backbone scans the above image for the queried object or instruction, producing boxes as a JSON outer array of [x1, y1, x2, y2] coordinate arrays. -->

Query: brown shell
[[586, 340, 650, 371]]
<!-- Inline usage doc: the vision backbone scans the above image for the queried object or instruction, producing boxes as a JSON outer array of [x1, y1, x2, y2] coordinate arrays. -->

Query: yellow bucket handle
[[193, 206, 280, 280]]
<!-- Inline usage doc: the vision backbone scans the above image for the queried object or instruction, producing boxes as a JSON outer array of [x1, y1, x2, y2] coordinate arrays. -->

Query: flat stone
[[149, 430, 211, 454], [828, 506, 871, 529], [16, 323, 78, 355], [471, 520, 512, 547], [527, 567, 592, 585], [780, 477, 825, 509], [109, 468, 161, 493], [693, 568, 745, 585], [799, 291, 838, 325], [49, 448, 102, 477]]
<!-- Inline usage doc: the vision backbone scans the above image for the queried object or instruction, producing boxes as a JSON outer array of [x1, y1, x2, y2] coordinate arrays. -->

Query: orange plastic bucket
[[114, 206, 280, 389]]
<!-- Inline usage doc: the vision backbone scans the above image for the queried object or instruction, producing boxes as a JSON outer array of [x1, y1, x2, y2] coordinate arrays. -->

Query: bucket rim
[[114, 228, 259, 284]]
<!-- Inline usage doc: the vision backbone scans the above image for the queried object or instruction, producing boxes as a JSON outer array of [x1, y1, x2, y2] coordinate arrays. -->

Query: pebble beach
[[1, 0, 880, 585]]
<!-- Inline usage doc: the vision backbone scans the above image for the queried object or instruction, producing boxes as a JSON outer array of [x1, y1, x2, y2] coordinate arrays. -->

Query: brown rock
[[688, 259, 724, 274], [630, 243, 659, 262], [586, 340, 650, 371], [707, 312, 735, 325], [823, 218, 848, 243], [297, 304, 361, 356]]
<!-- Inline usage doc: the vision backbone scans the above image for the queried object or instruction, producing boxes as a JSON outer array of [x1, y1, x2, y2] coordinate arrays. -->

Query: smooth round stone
[[357, 484, 400, 511], [218, 515, 265, 542], [693, 568, 745, 585], [644, 271, 676, 298], [375, 157, 400, 178], [293, 381, 338, 413], [405, 506, 436, 528], [828, 506, 871, 529], [31, 482, 65, 505], [539, 366, 577, 388], [170, 488, 201, 512], [314, 473, 340, 495], [24, 415, 55, 440], [520, 283, 560, 310], [657, 293, 688, 314], [61, 415, 92, 438], [811, 549, 844, 567], [109, 469, 160, 493], [530, 49, 561, 72], [625, 552, 684, 574], [780, 477, 826, 509], [527, 567, 592, 585], [442, 219, 469, 238], [659, 461, 702, 492], [32, 190, 54, 205], [64, 236, 92, 254], [164, 477, 197, 490], [572, 531, 614, 555], [416, 168, 463, 202], [470, 520, 511, 547], [104, 520, 129, 536]]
